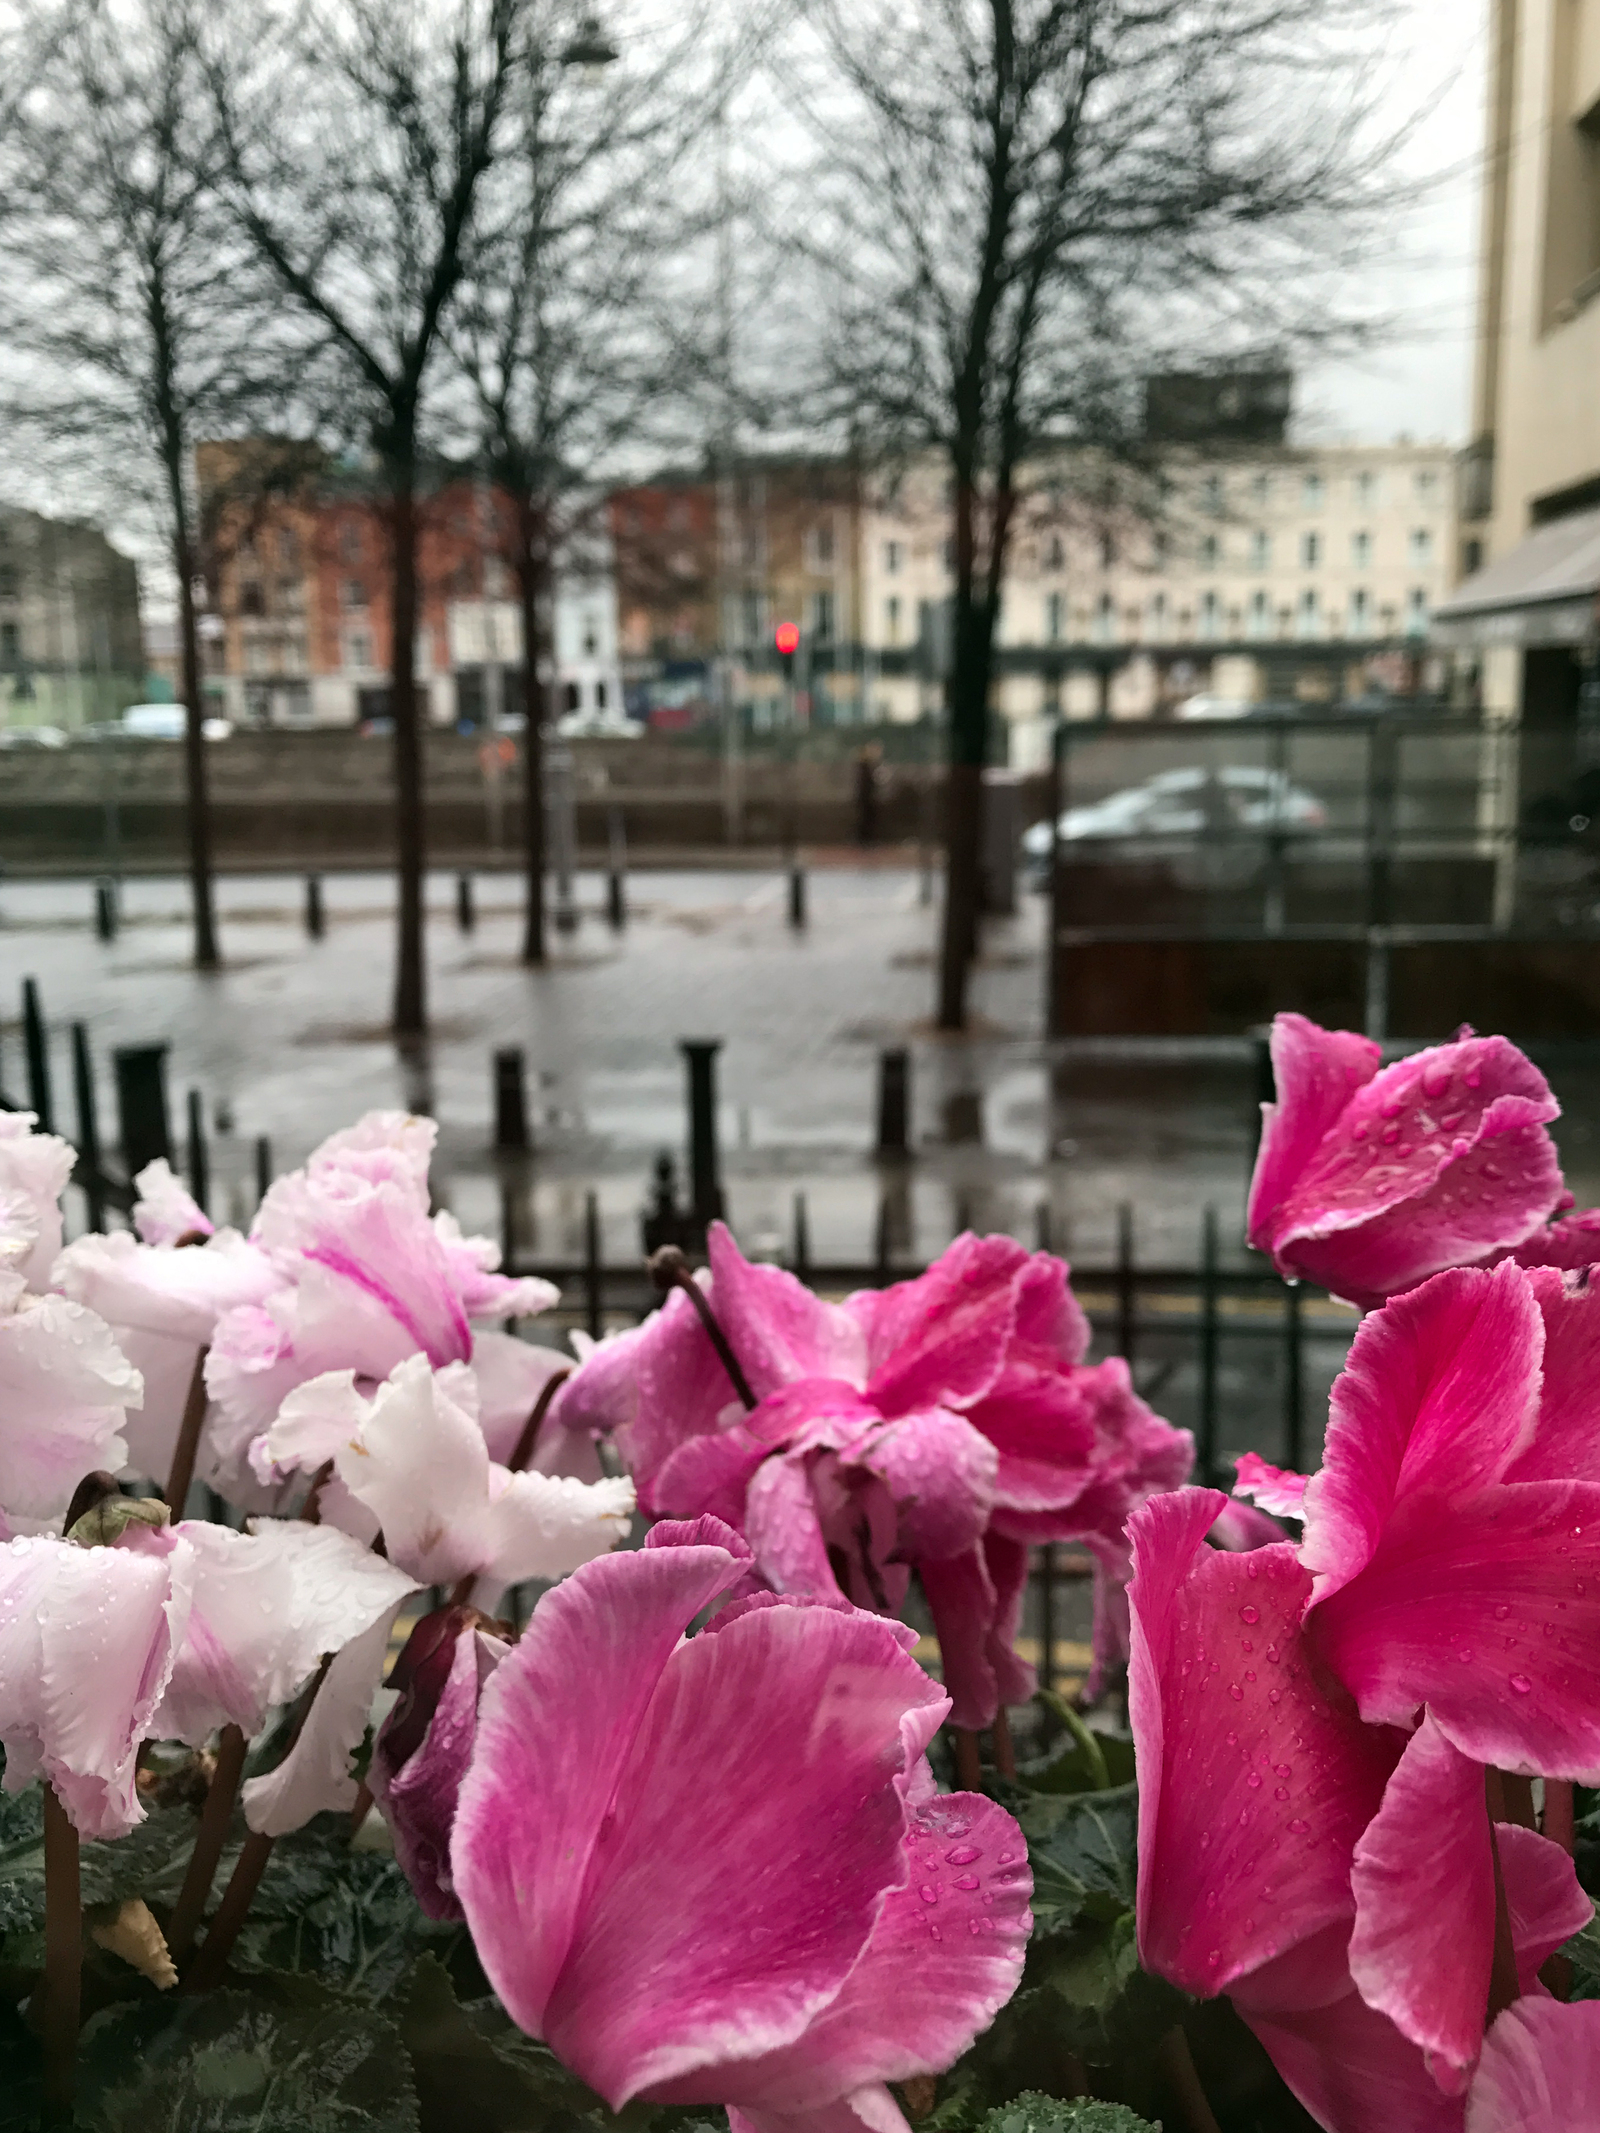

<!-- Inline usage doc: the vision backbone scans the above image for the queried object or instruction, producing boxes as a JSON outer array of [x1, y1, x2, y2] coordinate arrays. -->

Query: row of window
[[877, 587, 1430, 647], [882, 526, 1436, 577], [1194, 467, 1442, 515]]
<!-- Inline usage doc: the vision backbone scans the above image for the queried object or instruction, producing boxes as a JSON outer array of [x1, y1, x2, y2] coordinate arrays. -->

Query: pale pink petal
[[729, 2086, 912, 2133], [745, 1453, 842, 1597], [1256, 1033, 1563, 1303], [540, 1601, 946, 2106], [452, 1531, 758, 2037], [665, 1790, 1030, 2113], [131, 1158, 213, 1245], [470, 1328, 574, 1466], [1467, 2000, 1600, 2132], [545, 1321, 652, 1442], [242, 1605, 402, 1836], [301, 1110, 437, 1198], [847, 1234, 1027, 1417], [1128, 1489, 1400, 1999], [477, 1466, 634, 1589], [1348, 1716, 1497, 2087], [372, 1619, 507, 1921], [1309, 1480, 1600, 1776], [0, 1114, 73, 1293], [1509, 1267, 1600, 1485], [260, 1368, 369, 1483], [812, 1456, 908, 1615], [126, 1518, 418, 1744], [1246, 1014, 1382, 1256], [1300, 1264, 1543, 1609], [203, 1294, 305, 1457], [1234, 1453, 1310, 1518], [0, 1292, 140, 1524], [708, 1224, 867, 1397], [858, 1409, 996, 1561], [431, 1210, 559, 1322]]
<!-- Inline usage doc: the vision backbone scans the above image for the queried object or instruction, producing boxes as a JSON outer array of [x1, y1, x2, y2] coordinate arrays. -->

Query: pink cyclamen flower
[[369, 1602, 508, 1920], [202, 1111, 558, 1500], [0, 1279, 143, 1530], [1246, 1013, 1564, 1304], [452, 1515, 1031, 2133], [261, 1353, 634, 1599], [552, 1223, 1190, 1726], [1467, 2000, 1600, 2131], [0, 1112, 74, 1293], [1129, 1489, 1590, 2128]]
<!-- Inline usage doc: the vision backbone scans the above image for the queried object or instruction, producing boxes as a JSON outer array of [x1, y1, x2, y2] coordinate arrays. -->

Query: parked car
[[107, 702, 232, 741], [1023, 764, 1327, 879], [554, 708, 642, 741], [0, 724, 67, 750], [1175, 693, 1253, 721]]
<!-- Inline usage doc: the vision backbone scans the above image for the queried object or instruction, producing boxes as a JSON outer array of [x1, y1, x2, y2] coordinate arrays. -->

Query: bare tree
[[796, 0, 1397, 1029], [0, 0, 282, 971], [452, 2, 735, 963], [211, 0, 519, 1037]]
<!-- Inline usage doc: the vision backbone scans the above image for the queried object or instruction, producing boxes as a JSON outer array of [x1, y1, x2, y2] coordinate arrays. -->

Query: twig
[[162, 1344, 211, 1517], [34, 1787, 80, 2121], [1157, 2026, 1222, 2133], [166, 1724, 247, 1967], [648, 1246, 757, 1410], [507, 1366, 573, 1475]]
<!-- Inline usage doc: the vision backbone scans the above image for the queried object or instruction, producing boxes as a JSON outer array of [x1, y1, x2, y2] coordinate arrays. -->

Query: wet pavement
[[7, 861, 1600, 1477]]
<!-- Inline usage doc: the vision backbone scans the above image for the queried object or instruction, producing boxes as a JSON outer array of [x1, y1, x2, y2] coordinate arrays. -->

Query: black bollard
[[788, 865, 807, 929], [791, 1190, 811, 1278], [1115, 1201, 1136, 1366], [607, 809, 627, 930], [584, 1190, 603, 1341], [22, 978, 52, 1132], [254, 1134, 273, 1206], [1197, 1205, 1220, 1486], [113, 1043, 171, 1179], [94, 878, 118, 942], [71, 1023, 105, 1230], [186, 1089, 209, 1217], [305, 873, 325, 940], [679, 1039, 725, 1238], [876, 1047, 910, 1157], [457, 872, 475, 933], [493, 1046, 529, 1152]]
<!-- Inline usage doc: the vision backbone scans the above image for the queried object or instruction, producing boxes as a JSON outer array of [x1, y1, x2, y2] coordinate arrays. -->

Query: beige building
[[861, 442, 1457, 766], [0, 507, 144, 730], [1437, 0, 1600, 767]]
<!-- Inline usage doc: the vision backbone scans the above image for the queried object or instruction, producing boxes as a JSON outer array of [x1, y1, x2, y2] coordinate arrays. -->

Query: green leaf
[[1562, 1914, 1600, 2001], [1018, 1708, 1137, 1798], [0, 1792, 200, 1946], [76, 1979, 420, 2132], [1010, 1785, 1137, 1936], [979, 2095, 1160, 2133]]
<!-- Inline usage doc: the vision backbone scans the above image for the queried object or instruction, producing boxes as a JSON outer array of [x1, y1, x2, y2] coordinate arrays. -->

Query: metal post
[[94, 878, 117, 942], [113, 1044, 171, 1178], [71, 1023, 104, 1231], [305, 874, 325, 940], [875, 1192, 892, 1279], [1283, 1279, 1304, 1474], [550, 742, 578, 935], [254, 1135, 272, 1206], [494, 1046, 529, 1152], [186, 1089, 209, 1217], [606, 808, 627, 930], [1035, 1199, 1053, 1253], [584, 1190, 603, 1341], [456, 872, 475, 933], [1045, 713, 1067, 1035], [788, 863, 806, 929], [1198, 1205, 1220, 1487], [1365, 718, 1395, 1043], [1115, 1201, 1135, 1365], [1038, 1544, 1056, 1696], [680, 1038, 725, 1237], [792, 1190, 810, 1278], [876, 1047, 910, 1156], [22, 978, 52, 1132], [1264, 719, 1289, 935]]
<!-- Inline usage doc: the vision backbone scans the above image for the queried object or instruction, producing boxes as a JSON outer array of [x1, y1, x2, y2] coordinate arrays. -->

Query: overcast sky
[[1296, 0, 1485, 445]]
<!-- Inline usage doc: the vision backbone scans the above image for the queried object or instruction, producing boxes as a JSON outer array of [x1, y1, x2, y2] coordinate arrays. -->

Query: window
[[741, 589, 763, 644], [582, 616, 599, 656], [1199, 590, 1220, 640], [1355, 470, 1378, 510], [1414, 469, 1439, 502], [1463, 538, 1484, 575], [0, 565, 17, 599], [1302, 531, 1322, 569], [1303, 473, 1325, 510], [811, 522, 835, 568], [484, 557, 509, 599], [886, 595, 902, 645], [1199, 533, 1220, 569], [811, 590, 835, 641], [1151, 529, 1169, 566], [1297, 588, 1320, 639], [1046, 592, 1063, 642], [338, 522, 363, 563], [1099, 530, 1117, 568], [1351, 530, 1372, 568], [1350, 589, 1371, 637], [0, 621, 19, 662], [342, 578, 368, 610], [344, 630, 373, 671], [1251, 472, 1272, 505], [884, 540, 903, 575], [1045, 534, 1064, 571], [1409, 528, 1433, 564], [1250, 530, 1271, 570], [1201, 475, 1223, 516], [1407, 588, 1429, 635], [596, 682, 608, 709], [278, 527, 300, 569], [1148, 591, 1167, 636], [1248, 590, 1271, 639], [239, 581, 265, 618], [942, 538, 955, 571], [1093, 592, 1115, 644], [565, 682, 581, 712]]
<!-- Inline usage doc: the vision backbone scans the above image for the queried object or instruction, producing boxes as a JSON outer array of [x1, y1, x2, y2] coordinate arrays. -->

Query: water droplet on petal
[[1247, 1772, 1262, 1790], [954, 1875, 980, 1891], [1229, 1683, 1245, 1701], [1510, 1675, 1532, 1695], [946, 1846, 980, 1865], [920, 1884, 941, 1903], [1268, 1689, 1282, 1705], [1240, 1605, 1260, 1625], [1288, 1819, 1309, 1835], [1274, 1787, 1290, 1801], [1494, 1604, 1510, 1620]]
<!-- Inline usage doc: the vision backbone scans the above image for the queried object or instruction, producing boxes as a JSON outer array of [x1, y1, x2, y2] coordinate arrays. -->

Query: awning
[[1433, 505, 1600, 649]]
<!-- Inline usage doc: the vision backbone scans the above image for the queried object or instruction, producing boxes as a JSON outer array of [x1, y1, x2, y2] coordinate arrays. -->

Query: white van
[[119, 703, 232, 741]]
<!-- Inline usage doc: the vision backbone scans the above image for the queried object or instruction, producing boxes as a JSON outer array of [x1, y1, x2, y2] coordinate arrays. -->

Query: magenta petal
[[1309, 1479, 1600, 1775], [707, 1224, 867, 1397], [850, 1233, 1029, 1417], [372, 1623, 506, 1921], [745, 1453, 842, 1597], [729, 2088, 912, 2133], [649, 1428, 770, 1525], [1009, 1253, 1092, 1367], [1301, 1264, 1543, 1609], [1467, 2000, 1600, 2132], [1234, 1453, 1309, 1519], [452, 1535, 748, 2038], [1508, 1208, 1600, 1271], [1207, 1498, 1288, 1551], [1246, 1014, 1381, 1249], [1128, 1489, 1400, 1998], [1509, 1267, 1600, 1485], [1348, 1716, 1495, 2085], [859, 1409, 996, 1561], [1498, 1823, 1593, 1987], [644, 1513, 754, 1561], [919, 1546, 1001, 1732], [539, 1602, 946, 2106]]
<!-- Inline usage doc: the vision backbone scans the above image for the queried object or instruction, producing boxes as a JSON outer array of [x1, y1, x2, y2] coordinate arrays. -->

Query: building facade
[[197, 443, 623, 730], [0, 507, 144, 731]]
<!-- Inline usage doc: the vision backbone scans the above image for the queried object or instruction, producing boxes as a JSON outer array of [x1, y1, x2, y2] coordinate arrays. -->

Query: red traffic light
[[774, 621, 800, 657]]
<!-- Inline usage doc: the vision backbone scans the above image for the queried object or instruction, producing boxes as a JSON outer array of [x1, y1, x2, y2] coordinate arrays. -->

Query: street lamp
[[561, 14, 618, 73]]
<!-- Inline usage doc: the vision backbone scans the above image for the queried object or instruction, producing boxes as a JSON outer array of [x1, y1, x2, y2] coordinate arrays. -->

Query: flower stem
[[508, 1367, 573, 1474], [166, 1723, 247, 1967], [648, 1247, 757, 1410], [180, 1831, 274, 1994], [35, 1787, 80, 2121], [162, 1344, 211, 1518], [1544, 1778, 1575, 1852], [951, 1728, 983, 1791], [991, 1709, 1017, 1780], [1156, 2025, 1221, 2133], [1484, 1769, 1521, 2026]]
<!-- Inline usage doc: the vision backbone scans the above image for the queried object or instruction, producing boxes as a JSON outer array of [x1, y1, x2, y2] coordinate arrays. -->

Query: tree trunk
[[389, 465, 427, 1037], [517, 494, 548, 967], [937, 572, 994, 1030], [172, 494, 219, 971]]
